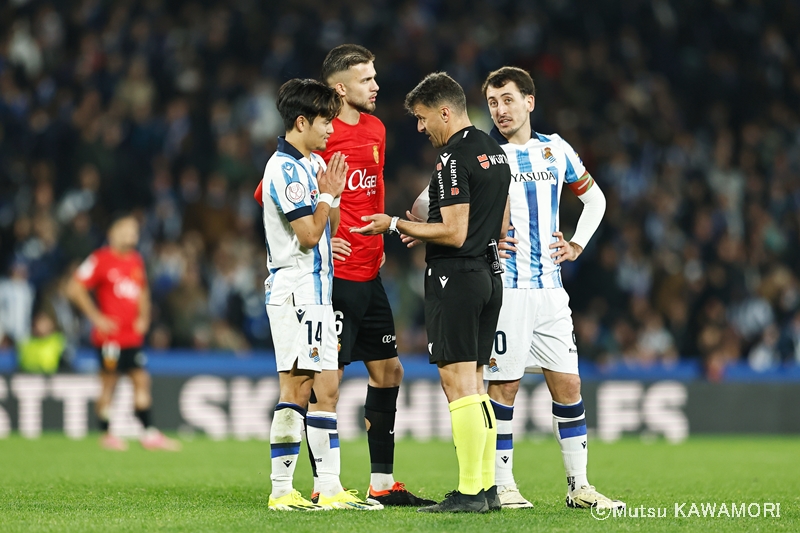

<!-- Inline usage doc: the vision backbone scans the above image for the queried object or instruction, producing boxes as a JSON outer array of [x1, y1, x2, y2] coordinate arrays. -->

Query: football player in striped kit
[[481, 66, 625, 511], [260, 78, 381, 511]]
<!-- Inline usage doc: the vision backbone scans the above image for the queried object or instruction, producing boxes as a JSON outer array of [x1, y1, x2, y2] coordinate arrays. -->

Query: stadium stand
[[0, 0, 798, 382]]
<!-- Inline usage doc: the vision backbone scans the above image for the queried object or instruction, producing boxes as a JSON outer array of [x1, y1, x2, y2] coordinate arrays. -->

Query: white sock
[[306, 411, 343, 497], [491, 400, 516, 488], [270, 403, 305, 498], [370, 473, 395, 492], [552, 398, 589, 493]]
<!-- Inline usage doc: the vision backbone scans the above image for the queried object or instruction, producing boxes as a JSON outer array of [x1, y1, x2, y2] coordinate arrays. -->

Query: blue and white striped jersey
[[262, 137, 333, 306], [490, 128, 588, 289]]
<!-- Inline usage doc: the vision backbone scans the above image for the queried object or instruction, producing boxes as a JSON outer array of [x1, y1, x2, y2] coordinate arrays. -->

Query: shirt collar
[[442, 125, 477, 148], [489, 125, 540, 145], [277, 136, 305, 161]]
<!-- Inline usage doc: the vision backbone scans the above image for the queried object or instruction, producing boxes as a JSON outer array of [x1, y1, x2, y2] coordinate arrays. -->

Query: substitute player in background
[[67, 214, 179, 452], [316, 44, 434, 507], [482, 66, 624, 510], [259, 78, 381, 511]]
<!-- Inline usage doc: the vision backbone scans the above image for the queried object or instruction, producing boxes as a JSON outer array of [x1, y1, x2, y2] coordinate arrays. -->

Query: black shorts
[[333, 276, 398, 365], [424, 258, 503, 366], [97, 344, 147, 373]]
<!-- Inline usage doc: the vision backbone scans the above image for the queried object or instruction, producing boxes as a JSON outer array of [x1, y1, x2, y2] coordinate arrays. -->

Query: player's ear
[[440, 106, 450, 122], [294, 115, 306, 133], [334, 82, 347, 97], [528, 95, 536, 113]]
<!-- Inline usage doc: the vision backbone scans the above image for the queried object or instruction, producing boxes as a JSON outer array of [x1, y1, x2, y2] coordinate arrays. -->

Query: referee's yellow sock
[[480, 394, 497, 490], [449, 394, 486, 496]]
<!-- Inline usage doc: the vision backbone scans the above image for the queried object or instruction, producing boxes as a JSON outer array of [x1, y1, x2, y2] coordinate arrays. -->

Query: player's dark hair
[[321, 44, 375, 83], [482, 66, 536, 98], [277, 78, 342, 131], [108, 210, 137, 230], [404, 72, 467, 115]]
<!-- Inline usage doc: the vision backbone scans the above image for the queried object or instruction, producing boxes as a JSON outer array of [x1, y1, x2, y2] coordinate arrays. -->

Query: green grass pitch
[[1, 435, 797, 532]]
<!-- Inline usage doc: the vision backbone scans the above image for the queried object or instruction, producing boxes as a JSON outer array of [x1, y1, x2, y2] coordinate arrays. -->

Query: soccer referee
[[353, 72, 511, 513]]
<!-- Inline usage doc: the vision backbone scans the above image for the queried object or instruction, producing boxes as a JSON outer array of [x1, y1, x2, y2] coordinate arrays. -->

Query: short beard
[[349, 98, 376, 114]]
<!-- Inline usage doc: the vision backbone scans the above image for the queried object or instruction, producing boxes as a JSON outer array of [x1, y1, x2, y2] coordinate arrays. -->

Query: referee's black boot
[[485, 485, 502, 511], [417, 490, 489, 513]]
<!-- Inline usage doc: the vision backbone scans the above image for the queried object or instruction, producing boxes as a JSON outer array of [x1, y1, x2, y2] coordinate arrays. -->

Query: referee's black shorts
[[424, 258, 503, 366], [332, 275, 398, 366]]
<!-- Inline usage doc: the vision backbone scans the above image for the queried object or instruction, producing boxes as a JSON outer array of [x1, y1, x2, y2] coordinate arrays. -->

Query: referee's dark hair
[[277, 78, 342, 131], [404, 72, 467, 115], [321, 44, 375, 83], [482, 66, 536, 98]]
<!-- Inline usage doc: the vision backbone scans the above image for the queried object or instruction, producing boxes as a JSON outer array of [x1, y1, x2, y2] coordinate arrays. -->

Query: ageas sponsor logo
[[348, 168, 377, 195]]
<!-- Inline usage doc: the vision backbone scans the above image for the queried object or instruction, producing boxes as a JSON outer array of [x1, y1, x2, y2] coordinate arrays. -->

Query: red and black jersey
[[317, 114, 386, 282], [74, 247, 147, 348]]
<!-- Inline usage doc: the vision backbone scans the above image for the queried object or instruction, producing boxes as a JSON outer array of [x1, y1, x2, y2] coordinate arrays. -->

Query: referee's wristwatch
[[387, 216, 400, 235]]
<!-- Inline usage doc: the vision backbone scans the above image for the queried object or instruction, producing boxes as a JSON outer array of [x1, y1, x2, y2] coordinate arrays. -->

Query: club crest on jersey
[[477, 154, 490, 169], [542, 147, 556, 163], [285, 182, 306, 204], [451, 187, 460, 195], [488, 357, 500, 373], [309, 347, 320, 362], [373, 145, 380, 164]]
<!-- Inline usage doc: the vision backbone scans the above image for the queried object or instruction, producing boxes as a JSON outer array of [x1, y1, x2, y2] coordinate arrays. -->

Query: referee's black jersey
[[425, 126, 511, 262]]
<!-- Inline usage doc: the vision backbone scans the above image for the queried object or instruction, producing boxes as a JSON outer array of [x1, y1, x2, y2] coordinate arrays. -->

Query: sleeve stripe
[[284, 206, 313, 222]]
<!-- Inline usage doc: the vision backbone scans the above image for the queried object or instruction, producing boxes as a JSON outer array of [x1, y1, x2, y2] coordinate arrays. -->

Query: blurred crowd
[[0, 0, 799, 378]]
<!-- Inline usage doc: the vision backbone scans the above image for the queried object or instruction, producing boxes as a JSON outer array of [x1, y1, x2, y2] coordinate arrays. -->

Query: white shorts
[[267, 299, 338, 373], [484, 287, 579, 380]]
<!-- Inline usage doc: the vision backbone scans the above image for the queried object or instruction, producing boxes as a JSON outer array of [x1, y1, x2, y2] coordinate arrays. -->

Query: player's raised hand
[[331, 237, 351, 261], [550, 231, 582, 263], [499, 224, 518, 259], [351, 214, 390, 235], [318, 152, 348, 198]]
